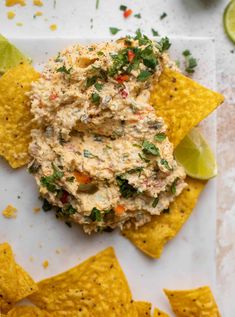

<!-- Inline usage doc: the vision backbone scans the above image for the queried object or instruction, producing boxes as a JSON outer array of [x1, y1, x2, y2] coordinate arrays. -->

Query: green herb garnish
[[120, 5, 127, 11], [151, 28, 159, 36], [40, 164, 64, 193], [160, 159, 172, 171], [134, 13, 141, 19], [42, 199, 52, 212], [137, 70, 152, 82], [138, 153, 150, 163], [56, 65, 72, 74], [91, 92, 101, 105], [66, 176, 75, 182], [94, 82, 104, 91], [182, 50, 197, 74], [157, 37, 171, 52], [83, 149, 97, 158], [97, 51, 104, 56], [86, 76, 97, 88], [142, 140, 160, 156], [61, 204, 77, 216], [96, 0, 99, 9], [109, 27, 121, 35], [90, 207, 103, 222], [171, 178, 179, 194], [116, 175, 138, 198], [127, 166, 144, 176], [152, 197, 159, 208], [154, 132, 166, 142], [160, 12, 167, 20]]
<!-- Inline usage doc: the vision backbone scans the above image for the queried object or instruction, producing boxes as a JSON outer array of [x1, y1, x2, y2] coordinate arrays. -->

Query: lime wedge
[[174, 128, 217, 180], [0, 34, 29, 74], [224, 0, 235, 43]]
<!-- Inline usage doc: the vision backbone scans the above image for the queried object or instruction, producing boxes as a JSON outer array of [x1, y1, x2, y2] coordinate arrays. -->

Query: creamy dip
[[29, 33, 186, 233]]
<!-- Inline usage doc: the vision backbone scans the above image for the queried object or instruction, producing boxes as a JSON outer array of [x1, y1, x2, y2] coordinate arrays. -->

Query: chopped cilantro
[[135, 29, 152, 46], [171, 178, 179, 194], [96, 0, 99, 9], [86, 76, 97, 88], [134, 13, 141, 19], [40, 164, 64, 193], [61, 204, 77, 216], [55, 53, 61, 62], [116, 175, 138, 198], [56, 65, 72, 74], [120, 4, 127, 11], [137, 70, 152, 81], [160, 159, 172, 171], [142, 140, 160, 156], [97, 51, 104, 56], [160, 12, 167, 20], [152, 197, 159, 208], [109, 27, 121, 35], [141, 45, 158, 69], [138, 152, 150, 163], [90, 207, 102, 222], [94, 82, 104, 91], [182, 50, 197, 73], [154, 132, 166, 142], [42, 199, 52, 212], [127, 166, 143, 176], [83, 149, 97, 158], [157, 37, 171, 52], [91, 92, 101, 105], [151, 28, 159, 36]]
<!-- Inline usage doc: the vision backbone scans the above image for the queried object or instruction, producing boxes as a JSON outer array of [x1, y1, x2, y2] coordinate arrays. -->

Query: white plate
[[0, 37, 217, 314]]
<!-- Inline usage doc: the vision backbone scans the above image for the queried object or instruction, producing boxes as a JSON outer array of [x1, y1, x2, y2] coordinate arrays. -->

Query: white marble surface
[[0, 1, 234, 316]]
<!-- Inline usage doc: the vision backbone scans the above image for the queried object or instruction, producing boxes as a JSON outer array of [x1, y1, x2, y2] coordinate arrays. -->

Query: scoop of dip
[[28, 32, 186, 234]]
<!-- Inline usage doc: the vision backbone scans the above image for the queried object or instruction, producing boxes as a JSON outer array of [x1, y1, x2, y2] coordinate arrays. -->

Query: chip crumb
[[33, 0, 43, 6], [34, 11, 43, 17], [5, 0, 25, 6], [49, 24, 57, 31], [33, 207, 41, 213], [16, 22, 23, 26], [2, 204, 17, 219], [7, 11, 15, 19], [42, 260, 49, 269]]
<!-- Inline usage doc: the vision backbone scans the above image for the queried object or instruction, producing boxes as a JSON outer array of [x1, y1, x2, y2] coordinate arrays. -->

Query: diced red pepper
[[123, 9, 133, 18], [128, 50, 135, 62], [49, 93, 58, 101], [60, 191, 69, 204], [119, 89, 128, 98], [116, 74, 129, 83]]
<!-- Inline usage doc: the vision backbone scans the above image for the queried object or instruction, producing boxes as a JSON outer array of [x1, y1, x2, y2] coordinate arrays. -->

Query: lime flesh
[[174, 128, 217, 180], [0, 34, 29, 74], [224, 0, 235, 44]]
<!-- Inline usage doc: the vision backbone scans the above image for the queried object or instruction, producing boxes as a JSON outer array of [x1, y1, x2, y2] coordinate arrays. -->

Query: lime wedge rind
[[223, 0, 235, 44], [174, 128, 217, 180], [0, 34, 30, 74]]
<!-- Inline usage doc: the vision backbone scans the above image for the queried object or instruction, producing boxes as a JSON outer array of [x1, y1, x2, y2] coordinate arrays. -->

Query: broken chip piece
[[134, 301, 152, 316], [0, 62, 39, 168], [0, 243, 38, 313], [2, 204, 17, 219], [150, 68, 224, 147], [164, 286, 221, 317], [122, 177, 206, 258], [153, 307, 169, 317], [29, 247, 138, 316]]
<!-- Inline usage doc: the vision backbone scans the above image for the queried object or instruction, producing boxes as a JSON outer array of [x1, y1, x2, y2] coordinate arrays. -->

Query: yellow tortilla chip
[[2, 204, 17, 219], [122, 177, 205, 258], [134, 301, 151, 316], [150, 68, 224, 147], [0, 243, 38, 313], [153, 307, 169, 317], [0, 62, 39, 168], [7, 306, 52, 317], [164, 286, 221, 317], [29, 247, 138, 317]]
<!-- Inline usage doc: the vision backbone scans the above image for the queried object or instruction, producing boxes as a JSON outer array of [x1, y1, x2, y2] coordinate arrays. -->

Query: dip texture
[[29, 34, 186, 233]]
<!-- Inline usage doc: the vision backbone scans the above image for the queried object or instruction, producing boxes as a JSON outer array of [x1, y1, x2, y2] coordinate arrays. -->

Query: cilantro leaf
[[56, 65, 72, 74], [86, 76, 97, 88], [137, 70, 152, 81], [160, 12, 167, 20], [160, 159, 172, 171], [151, 28, 159, 36], [154, 132, 166, 142], [142, 140, 160, 156], [109, 27, 121, 35], [91, 92, 101, 105], [134, 13, 141, 19], [116, 175, 138, 198], [152, 197, 159, 208], [94, 82, 104, 91], [182, 50, 197, 74], [90, 207, 103, 222], [157, 37, 171, 52], [120, 5, 127, 11]]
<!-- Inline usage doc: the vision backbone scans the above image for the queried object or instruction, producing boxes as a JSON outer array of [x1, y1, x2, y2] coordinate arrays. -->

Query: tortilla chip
[[29, 247, 138, 317], [164, 286, 221, 317], [2, 204, 17, 219], [122, 177, 205, 258], [153, 307, 169, 317], [0, 243, 38, 313], [150, 68, 224, 147], [0, 62, 39, 168], [134, 301, 151, 316], [7, 306, 52, 317]]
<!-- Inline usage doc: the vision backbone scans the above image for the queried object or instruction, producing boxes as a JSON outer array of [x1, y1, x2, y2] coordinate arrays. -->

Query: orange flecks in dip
[[5, 0, 26, 6], [7, 11, 15, 19], [2, 204, 17, 218], [33, 0, 43, 6], [50, 24, 57, 31], [42, 260, 49, 268]]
